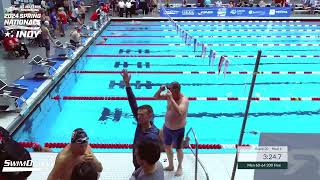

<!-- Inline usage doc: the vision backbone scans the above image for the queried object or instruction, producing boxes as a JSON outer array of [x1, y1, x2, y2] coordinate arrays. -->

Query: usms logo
[[182, 10, 195, 15], [217, 8, 227, 17]]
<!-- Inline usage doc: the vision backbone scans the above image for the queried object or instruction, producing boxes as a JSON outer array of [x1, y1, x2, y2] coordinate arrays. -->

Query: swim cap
[[71, 128, 89, 144]]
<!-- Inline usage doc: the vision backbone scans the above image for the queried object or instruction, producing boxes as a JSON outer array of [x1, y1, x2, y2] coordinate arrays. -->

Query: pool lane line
[[95, 43, 320, 47], [159, 20, 303, 23], [116, 48, 320, 53], [72, 71, 320, 75], [161, 24, 320, 27], [41, 142, 253, 150], [102, 35, 320, 38], [108, 80, 320, 89], [110, 24, 319, 27], [52, 96, 320, 101], [113, 61, 320, 68], [86, 54, 320, 58], [106, 29, 320, 32]]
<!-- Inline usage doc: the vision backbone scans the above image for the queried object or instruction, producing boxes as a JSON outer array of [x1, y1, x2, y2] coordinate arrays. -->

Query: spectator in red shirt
[[57, 7, 68, 37], [90, 11, 99, 30], [3, 33, 30, 59]]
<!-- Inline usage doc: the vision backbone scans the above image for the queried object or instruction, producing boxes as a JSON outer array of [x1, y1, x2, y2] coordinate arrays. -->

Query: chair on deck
[[24, 55, 57, 79], [52, 40, 67, 58], [0, 79, 27, 112]]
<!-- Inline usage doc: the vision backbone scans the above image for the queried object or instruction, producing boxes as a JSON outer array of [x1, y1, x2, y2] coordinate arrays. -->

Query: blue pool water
[[13, 20, 320, 152]]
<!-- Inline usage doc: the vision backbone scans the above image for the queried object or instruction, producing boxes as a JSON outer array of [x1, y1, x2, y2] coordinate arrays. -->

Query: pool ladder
[[186, 127, 210, 180]]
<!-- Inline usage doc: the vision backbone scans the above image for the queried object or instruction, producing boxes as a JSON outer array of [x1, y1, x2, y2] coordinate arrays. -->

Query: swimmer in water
[[111, 32, 123, 36], [97, 37, 108, 44]]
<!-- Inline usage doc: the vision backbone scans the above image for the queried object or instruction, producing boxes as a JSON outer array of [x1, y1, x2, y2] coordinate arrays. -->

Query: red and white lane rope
[[162, 29, 320, 32], [18, 142, 256, 150], [85, 54, 320, 58], [102, 35, 319, 39], [72, 70, 320, 75], [95, 43, 320, 47], [159, 20, 303, 23], [51, 96, 320, 101], [160, 24, 320, 27]]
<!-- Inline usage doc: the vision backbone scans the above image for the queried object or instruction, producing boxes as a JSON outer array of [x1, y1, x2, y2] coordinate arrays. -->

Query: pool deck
[[28, 152, 254, 180]]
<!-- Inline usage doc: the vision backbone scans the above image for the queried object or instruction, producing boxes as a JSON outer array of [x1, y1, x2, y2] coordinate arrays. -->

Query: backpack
[[0, 127, 32, 180]]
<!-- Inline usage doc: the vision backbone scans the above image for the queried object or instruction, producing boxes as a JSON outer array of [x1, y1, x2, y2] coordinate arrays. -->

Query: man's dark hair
[[167, 81, 181, 92], [71, 162, 98, 180], [136, 140, 161, 165], [138, 105, 154, 115]]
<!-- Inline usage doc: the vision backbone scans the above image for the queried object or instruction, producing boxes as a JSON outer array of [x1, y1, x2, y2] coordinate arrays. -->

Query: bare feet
[[175, 167, 183, 176], [164, 166, 174, 171]]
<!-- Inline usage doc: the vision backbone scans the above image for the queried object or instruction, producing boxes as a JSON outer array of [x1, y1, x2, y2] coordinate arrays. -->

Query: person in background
[[228, 0, 235, 7], [57, 7, 68, 37], [150, 0, 157, 15], [140, 0, 148, 14], [71, 162, 99, 180], [118, 0, 125, 17], [69, 26, 82, 47], [48, 128, 103, 180], [130, 0, 136, 15], [110, 0, 117, 16], [258, 0, 266, 7], [41, 21, 55, 58], [49, 8, 58, 38], [41, 0, 49, 10], [215, 0, 222, 7], [125, 0, 132, 17], [204, 0, 211, 7], [120, 69, 160, 170], [78, 1, 86, 25], [153, 82, 189, 176], [129, 140, 164, 180], [70, 5, 80, 25], [3, 31, 30, 59], [32, 143, 52, 152], [90, 10, 99, 30]]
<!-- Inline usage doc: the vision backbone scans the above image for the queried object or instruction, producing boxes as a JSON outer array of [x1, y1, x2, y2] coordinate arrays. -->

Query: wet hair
[[71, 162, 98, 180], [136, 140, 161, 165], [167, 81, 181, 92], [138, 105, 153, 115]]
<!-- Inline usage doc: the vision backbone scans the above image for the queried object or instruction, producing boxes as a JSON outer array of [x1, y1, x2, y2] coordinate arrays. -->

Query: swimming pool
[[13, 19, 320, 152]]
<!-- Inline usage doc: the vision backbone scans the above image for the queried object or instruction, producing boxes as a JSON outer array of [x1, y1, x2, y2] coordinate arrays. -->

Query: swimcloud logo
[[2, 160, 41, 172]]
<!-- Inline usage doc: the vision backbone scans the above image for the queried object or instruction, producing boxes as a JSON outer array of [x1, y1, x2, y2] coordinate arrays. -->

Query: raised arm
[[121, 69, 138, 120], [153, 85, 167, 100]]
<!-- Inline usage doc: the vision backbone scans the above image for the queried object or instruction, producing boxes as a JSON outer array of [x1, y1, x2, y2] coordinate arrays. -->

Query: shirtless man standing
[[153, 82, 189, 176], [48, 128, 103, 180]]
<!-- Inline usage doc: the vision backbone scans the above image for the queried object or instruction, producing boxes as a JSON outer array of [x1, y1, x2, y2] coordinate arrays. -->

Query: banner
[[160, 7, 291, 17]]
